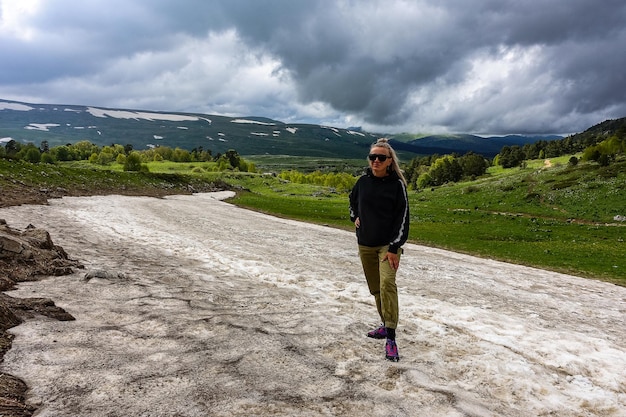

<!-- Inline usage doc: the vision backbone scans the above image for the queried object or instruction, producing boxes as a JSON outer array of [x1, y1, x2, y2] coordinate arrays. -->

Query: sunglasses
[[368, 153, 389, 162]]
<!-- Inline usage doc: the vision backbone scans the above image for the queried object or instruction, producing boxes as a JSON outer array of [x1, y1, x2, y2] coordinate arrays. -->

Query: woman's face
[[368, 146, 393, 177]]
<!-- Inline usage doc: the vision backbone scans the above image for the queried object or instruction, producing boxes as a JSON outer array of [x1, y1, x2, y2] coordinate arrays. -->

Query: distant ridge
[[0, 98, 578, 158], [392, 133, 563, 157]]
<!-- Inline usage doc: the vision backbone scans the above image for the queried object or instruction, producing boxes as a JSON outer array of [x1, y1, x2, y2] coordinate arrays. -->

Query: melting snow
[[231, 119, 276, 126], [24, 123, 60, 132], [87, 107, 210, 124], [0, 101, 34, 111], [0, 193, 624, 417]]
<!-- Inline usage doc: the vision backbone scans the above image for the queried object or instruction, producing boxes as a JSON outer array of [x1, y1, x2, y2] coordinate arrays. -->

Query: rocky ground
[[0, 184, 218, 417], [0, 219, 81, 416]]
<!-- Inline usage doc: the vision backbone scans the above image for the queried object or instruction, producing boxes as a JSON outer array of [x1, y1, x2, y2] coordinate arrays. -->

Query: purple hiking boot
[[385, 339, 400, 362], [367, 324, 387, 339]]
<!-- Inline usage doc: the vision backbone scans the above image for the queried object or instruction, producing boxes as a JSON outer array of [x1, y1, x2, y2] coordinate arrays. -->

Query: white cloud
[[4, 29, 292, 119], [0, 0, 41, 40]]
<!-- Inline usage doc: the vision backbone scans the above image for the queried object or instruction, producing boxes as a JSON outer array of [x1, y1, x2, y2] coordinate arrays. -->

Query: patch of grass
[[0, 158, 227, 203], [244, 155, 366, 174]]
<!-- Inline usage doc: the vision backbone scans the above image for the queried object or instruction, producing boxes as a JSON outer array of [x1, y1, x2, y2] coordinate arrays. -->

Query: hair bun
[[376, 138, 389, 144]]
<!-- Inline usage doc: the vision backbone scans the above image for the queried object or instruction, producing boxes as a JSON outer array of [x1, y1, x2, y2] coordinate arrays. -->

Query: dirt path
[[0, 193, 624, 416]]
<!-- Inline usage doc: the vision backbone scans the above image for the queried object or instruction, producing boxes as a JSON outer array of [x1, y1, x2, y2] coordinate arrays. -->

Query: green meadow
[[1, 156, 624, 285]]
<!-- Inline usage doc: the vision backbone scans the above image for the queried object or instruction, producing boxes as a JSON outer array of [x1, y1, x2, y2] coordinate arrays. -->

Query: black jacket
[[349, 168, 409, 254]]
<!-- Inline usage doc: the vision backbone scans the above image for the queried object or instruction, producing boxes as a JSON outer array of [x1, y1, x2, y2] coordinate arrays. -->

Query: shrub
[[24, 148, 41, 163], [41, 153, 55, 164], [462, 185, 480, 194], [124, 152, 143, 172]]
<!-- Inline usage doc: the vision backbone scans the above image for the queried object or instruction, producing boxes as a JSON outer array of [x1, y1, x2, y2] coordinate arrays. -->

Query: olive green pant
[[358, 245, 401, 329]]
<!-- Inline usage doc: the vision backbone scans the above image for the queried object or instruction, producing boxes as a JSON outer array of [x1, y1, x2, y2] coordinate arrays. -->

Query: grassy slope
[[1, 156, 624, 285], [408, 159, 625, 283], [0, 158, 228, 206]]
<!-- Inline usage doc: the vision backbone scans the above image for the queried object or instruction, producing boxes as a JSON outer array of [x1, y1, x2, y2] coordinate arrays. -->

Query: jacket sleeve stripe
[[390, 179, 409, 247]]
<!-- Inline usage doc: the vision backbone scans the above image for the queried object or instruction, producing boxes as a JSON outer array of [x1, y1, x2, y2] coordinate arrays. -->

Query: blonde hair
[[369, 138, 407, 185]]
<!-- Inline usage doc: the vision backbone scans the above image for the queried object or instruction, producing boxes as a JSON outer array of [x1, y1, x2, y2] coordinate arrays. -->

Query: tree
[[416, 172, 432, 189], [54, 145, 71, 161], [603, 135, 624, 155], [153, 146, 173, 161], [16, 144, 40, 162], [123, 152, 143, 171], [93, 147, 116, 165], [225, 149, 241, 169], [598, 154, 611, 167], [5, 139, 19, 157], [41, 153, 55, 164], [582, 145, 602, 162], [191, 146, 212, 162], [172, 147, 191, 162], [427, 155, 462, 186], [70, 141, 100, 160], [459, 152, 488, 179], [216, 155, 231, 171], [24, 147, 41, 163], [498, 145, 525, 168]]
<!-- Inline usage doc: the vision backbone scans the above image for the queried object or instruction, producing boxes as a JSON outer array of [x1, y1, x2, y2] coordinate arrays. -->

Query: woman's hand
[[384, 252, 400, 270], [354, 217, 360, 228]]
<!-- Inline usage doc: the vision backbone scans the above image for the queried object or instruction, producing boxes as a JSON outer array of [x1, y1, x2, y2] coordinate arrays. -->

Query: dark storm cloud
[[1, 0, 625, 134], [211, 0, 626, 132]]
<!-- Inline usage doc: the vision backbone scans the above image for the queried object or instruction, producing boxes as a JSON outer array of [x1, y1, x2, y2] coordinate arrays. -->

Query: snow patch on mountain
[[87, 107, 210, 124], [24, 123, 60, 132], [230, 119, 276, 126], [0, 101, 34, 111]]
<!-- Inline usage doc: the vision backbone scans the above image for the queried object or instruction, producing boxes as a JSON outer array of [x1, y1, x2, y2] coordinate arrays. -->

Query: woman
[[349, 138, 409, 362]]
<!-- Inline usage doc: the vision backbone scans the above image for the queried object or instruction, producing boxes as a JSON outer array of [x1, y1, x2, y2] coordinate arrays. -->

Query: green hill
[[0, 99, 578, 158], [0, 100, 380, 158]]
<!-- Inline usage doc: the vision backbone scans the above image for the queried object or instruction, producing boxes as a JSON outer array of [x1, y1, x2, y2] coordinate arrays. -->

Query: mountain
[[0, 100, 378, 158], [391, 133, 563, 157], [1, 99, 562, 158], [574, 117, 626, 138]]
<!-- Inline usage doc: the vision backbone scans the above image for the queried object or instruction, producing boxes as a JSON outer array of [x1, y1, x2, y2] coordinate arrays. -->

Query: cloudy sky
[[1, 0, 625, 135]]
